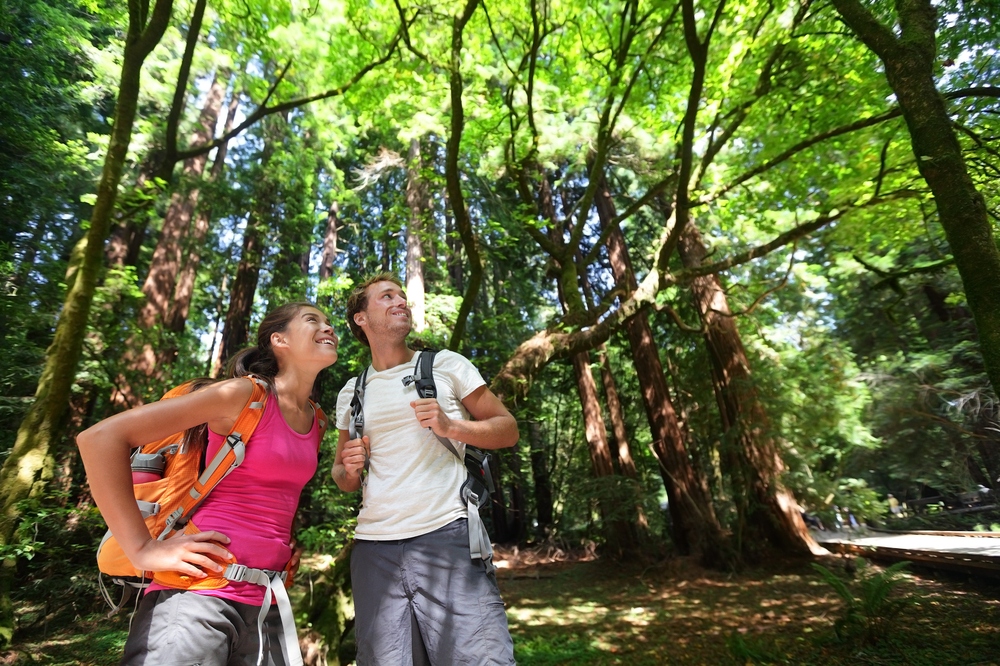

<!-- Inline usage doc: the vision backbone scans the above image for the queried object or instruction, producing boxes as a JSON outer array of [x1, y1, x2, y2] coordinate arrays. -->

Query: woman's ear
[[271, 331, 289, 349]]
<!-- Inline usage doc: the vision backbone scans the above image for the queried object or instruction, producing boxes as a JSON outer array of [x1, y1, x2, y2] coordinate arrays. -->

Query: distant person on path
[[78, 303, 338, 665], [833, 505, 845, 531], [888, 494, 901, 517], [332, 272, 519, 665]]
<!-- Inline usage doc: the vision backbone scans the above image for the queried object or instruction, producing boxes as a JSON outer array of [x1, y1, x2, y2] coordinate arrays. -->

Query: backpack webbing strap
[[413, 350, 495, 566], [224, 564, 301, 666], [413, 351, 464, 458], [349, 367, 372, 483], [160, 376, 269, 539]]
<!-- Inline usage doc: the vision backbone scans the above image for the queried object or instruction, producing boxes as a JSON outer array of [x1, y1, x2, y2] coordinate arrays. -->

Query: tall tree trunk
[[319, 201, 342, 283], [405, 138, 428, 332], [597, 345, 649, 533], [596, 345, 637, 478], [594, 175, 726, 561], [219, 217, 265, 366], [0, 0, 174, 646], [444, 0, 483, 351], [571, 352, 636, 555], [137, 71, 223, 332], [528, 421, 554, 538], [677, 223, 819, 556], [119, 70, 224, 386], [163, 76, 239, 336], [218, 138, 277, 364], [832, 0, 1000, 395]]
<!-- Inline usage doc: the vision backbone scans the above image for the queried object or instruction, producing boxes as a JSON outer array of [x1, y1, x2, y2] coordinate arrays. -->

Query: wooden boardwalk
[[814, 529, 1000, 576]]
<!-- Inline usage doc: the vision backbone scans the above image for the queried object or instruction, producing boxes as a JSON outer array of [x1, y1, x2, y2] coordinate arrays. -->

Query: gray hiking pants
[[351, 518, 515, 665], [120, 589, 288, 666]]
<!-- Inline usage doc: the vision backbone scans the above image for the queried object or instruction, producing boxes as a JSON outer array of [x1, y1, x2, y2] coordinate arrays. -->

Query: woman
[[78, 302, 338, 665]]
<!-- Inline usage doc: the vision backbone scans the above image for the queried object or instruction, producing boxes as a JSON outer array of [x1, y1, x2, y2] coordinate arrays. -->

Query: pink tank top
[[147, 393, 319, 605]]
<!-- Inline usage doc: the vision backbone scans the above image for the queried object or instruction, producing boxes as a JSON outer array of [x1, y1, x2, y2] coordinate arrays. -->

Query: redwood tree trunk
[[219, 217, 264, 366], [594, 175, 725, 561], [164, 76, 238, 335], [572, 352, 636, 554], [597, 344, 649, 533], [138, 71, 224, 332], [218, 139, 276, 364], [678, 224, 818, 556]]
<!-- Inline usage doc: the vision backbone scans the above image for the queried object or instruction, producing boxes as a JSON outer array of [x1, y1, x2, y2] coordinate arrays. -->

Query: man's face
[[356, 281, 412, 343]]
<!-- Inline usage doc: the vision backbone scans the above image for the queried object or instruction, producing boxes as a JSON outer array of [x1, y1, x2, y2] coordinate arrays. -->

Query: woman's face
[[272, 306, 339, 369]]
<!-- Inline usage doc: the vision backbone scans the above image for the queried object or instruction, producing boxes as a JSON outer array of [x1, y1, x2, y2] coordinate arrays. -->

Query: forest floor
[[4, 546, 999, 665]]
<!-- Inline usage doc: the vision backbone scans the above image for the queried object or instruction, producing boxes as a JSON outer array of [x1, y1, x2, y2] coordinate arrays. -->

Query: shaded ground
[[495, 549, 1000, 665], [5, 548, 1000, 665]]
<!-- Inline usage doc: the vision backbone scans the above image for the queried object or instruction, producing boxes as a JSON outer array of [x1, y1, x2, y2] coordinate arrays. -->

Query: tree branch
[[174, 31, 402, 162]]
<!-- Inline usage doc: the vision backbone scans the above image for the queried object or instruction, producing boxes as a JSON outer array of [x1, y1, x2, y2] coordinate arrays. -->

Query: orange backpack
[[95, 375, 326, 610]]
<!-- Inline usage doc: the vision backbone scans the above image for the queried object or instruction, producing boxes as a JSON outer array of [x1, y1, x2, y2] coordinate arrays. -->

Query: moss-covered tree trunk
[[0, 0, 175, 645], [832, 0, 1000, 394]]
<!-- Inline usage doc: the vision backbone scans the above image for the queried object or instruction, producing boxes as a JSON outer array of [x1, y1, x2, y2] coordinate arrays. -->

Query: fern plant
[[811, 559, 912, 645]]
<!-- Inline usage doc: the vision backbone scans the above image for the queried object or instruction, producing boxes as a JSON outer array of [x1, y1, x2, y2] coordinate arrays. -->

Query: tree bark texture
[[164, 76, 238, 335], [320, 201, 342, 283], [218, 139, 277, 364], [597, 345, 649, 532], [832, 0, 1000, 395], [571, 352, 637, 554], [0, 0, 175, 645], [137, 60, 220, 334], [594, 176, 725, 560], [677, 224, 818, 556]]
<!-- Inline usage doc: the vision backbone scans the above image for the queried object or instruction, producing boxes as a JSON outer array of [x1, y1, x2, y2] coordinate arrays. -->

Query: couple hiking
[[78, 272, 518, 665]]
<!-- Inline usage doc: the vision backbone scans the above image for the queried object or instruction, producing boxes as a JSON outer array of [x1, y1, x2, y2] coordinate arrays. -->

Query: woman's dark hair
[[225, 302, 323, 388]]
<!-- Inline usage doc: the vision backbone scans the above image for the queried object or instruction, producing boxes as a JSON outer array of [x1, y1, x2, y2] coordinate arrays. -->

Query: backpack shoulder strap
[[413, 349, 437, 400], [311, 400, 328, 448], [349, 366, 371, 440], [413, 350, 465, 461], [160, 375, 269, 538]]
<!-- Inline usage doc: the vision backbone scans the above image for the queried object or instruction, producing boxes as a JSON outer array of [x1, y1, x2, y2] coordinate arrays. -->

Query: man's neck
[[368, 338, 414, 372]]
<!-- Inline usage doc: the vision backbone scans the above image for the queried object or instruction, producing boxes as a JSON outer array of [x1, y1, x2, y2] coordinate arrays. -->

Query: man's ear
[[353, 311, 366, 329]]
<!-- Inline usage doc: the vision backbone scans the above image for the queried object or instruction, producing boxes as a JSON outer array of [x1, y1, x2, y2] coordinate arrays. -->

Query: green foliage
[[6, 487, 109, 637], [810, 560, 912, 646], [726, 631, 783, 665]]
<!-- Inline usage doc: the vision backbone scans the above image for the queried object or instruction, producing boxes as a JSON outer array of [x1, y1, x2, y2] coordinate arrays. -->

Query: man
[[332, 272, 518, 665]]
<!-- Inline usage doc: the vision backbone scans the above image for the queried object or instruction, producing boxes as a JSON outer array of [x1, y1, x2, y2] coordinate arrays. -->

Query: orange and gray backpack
[[96, 375, 325, 666]]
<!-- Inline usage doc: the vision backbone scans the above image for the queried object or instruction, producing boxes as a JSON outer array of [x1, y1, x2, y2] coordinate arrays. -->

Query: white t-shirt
[[336, 349, 486, 540]]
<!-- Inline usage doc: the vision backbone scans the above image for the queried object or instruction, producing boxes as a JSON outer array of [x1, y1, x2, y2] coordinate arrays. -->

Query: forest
[[1, 0, 999, 662]]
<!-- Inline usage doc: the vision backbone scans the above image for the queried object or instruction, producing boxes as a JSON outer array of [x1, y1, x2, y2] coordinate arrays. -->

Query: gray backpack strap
[[350, 366, 372, 480], [411, 350, 494, 564]]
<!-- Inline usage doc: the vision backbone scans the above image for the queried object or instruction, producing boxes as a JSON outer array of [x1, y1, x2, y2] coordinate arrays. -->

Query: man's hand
[[411, 397, 454, 438], [130, 530, 233, 578], [340, 435, 369, 480]]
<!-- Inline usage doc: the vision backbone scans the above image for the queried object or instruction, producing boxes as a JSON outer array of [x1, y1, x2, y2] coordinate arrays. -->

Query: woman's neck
[[272, 368, 317, 408]]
